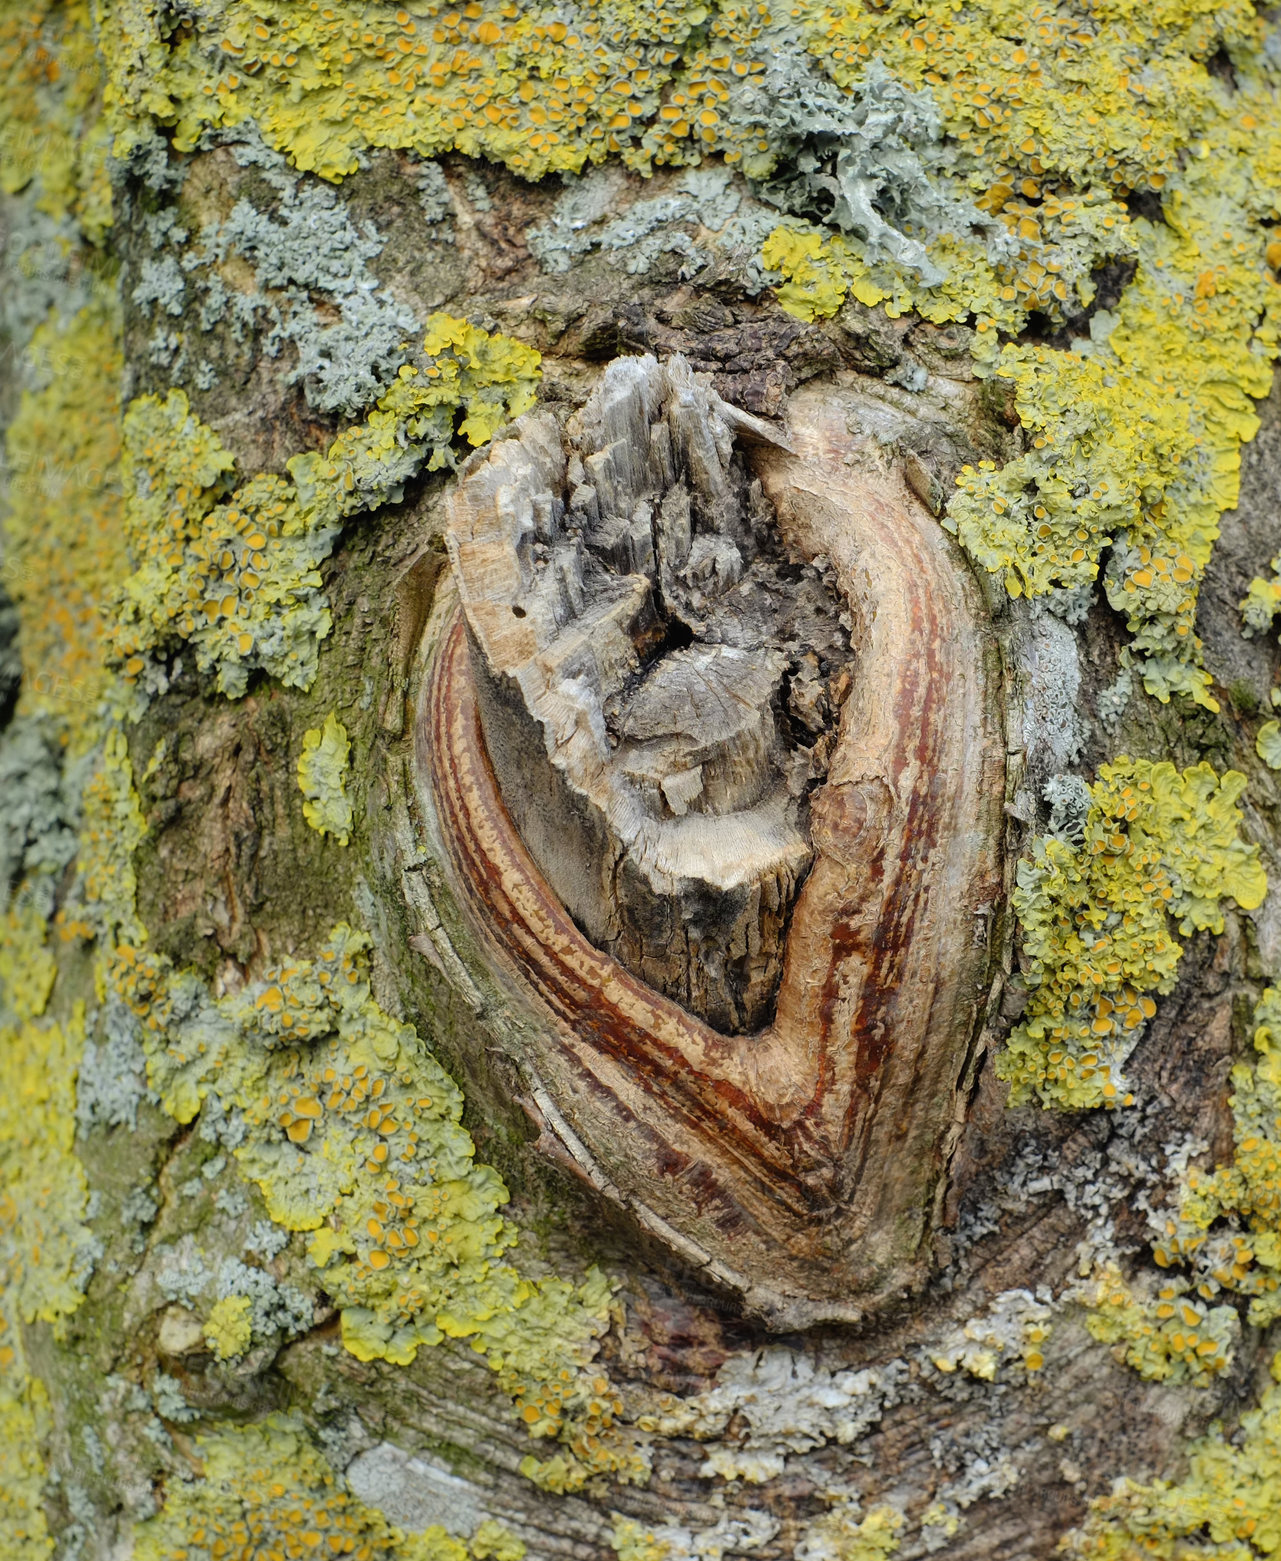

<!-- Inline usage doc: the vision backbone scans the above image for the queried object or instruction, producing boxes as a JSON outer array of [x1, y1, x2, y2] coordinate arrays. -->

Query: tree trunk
[[4, 5, 1281, 1560]]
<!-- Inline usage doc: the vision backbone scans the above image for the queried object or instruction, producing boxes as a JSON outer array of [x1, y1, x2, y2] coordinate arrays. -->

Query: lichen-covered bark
[[5, 2, 1281, 1559]]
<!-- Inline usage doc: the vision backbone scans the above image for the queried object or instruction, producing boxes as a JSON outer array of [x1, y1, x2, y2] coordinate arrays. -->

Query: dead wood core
[[446, 357, 851, 1034], [425, 359, 1005, 1322]]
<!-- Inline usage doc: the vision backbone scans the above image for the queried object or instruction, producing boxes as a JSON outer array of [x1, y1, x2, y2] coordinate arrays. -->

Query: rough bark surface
[[3, 100, 1281, 1561]]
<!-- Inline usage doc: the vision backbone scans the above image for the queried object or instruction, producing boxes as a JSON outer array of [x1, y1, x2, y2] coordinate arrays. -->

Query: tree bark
[[4, 11, 1281, 1561]]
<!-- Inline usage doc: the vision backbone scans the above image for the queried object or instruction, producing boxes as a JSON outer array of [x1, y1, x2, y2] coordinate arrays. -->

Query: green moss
[[1000, 759, 1265, 1111], [133, 1412, 526, 1560], [297, 712, 354, 844], [1068, 1351, 1281, 1559], [114, 317, 540, 700]]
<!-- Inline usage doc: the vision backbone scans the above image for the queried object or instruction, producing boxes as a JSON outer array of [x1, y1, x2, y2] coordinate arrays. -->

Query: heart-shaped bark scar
[[417, 356, 1005, 1327]]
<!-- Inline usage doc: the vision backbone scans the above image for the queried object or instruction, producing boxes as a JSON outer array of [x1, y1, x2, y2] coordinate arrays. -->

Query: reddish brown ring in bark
[[421, 384, 1005, 1328]]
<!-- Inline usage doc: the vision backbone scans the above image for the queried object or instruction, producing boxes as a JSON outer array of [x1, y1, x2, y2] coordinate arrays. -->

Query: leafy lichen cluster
[[1101, 986, 1281, 1367], [115, 317, 540, 700], [1001, 760, 1265, 1111], [0, 0, 112, 236], [297, 711, 354, 844], [106, 915, 645, 1490], [1242, 552, 1281, 743], [132, 1413, 527, 1561], [1068, 1350, 1281, 1559], [1082, 1263, 1239, 1387], [3, 300, 127, 728], [5, 0, 1281, 1549], [759, 0, 1281, 710]]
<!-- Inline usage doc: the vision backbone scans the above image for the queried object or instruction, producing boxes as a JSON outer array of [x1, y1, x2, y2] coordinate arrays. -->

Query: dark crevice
[[1204, 44, 1238, 93], [1125, 189, 1166, 225], [1018, 257, 1139, 351]]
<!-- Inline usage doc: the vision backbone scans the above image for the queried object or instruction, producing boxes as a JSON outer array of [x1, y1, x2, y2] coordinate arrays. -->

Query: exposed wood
[[420, 360, 1007, 1327], [444, 358, 849, 1033]]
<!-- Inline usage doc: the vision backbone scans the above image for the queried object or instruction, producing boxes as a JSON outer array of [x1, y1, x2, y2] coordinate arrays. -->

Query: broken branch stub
[[418, 357, 1005, 1327]]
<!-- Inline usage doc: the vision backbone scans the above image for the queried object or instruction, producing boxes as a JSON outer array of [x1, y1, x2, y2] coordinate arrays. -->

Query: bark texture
[[4, 29, 1281, 1561]]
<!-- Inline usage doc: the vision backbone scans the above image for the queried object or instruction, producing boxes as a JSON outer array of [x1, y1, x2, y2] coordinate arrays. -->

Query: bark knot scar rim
[[418, 368, 1007, 1326]]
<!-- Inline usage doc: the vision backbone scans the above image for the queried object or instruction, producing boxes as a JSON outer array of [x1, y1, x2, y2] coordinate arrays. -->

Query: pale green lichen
[[108, 924, 645, 1490], [202, 1293, 254, 1361], [1001, 760, 1266, 1111], [1082, 1264, 1238, 1386], [114, 317, 539, 700], [2, 299, 127, 732], [132, 1413, 526, 1561], [796, 1502, 904, 1561], [610, 1516, 671, 1561], [138, 138, 422, 417], [1242, 552, 1281, 712], [297, 712, 354, 845], [1067, 1350, 1281, 1559], [1257, 720, 1281, 769]]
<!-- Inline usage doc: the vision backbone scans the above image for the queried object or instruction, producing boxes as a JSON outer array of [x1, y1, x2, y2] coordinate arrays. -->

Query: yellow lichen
[[757, 1, 1281, 710], [203, 1293, 255, 1361], [298, 712, 354, 844], [798, 1502, 905, 1561], [1257, 721, 1281, 769], [133, 1412, 525, 1561], [1001, 759, 1265, 1111], [2, 299, 126, 732], [62, 724, 147, 949], [109, 924, 646, 1490], [1082, 1264, 1237, 1385], [1143, 987, 1281, 1330], [1242, 551, 1281, 715], [0, 0, 112, 236], [1067, 1350, 1281, 1559], [0, 1372, 53, 1561], [0, 1006, 94, 1331], [97, 0, 776, 182], [115, 319, 539, 700], [0, 899, 57, 1024], [610, 1517, 671, 1561]]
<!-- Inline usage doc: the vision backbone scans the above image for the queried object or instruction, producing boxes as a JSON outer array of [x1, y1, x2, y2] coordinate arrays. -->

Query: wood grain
[[419, 365, 1005, 1326]]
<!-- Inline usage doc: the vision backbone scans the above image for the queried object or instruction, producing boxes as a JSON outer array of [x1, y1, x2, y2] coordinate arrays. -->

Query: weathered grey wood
[[446, 356, 849, 1034]]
